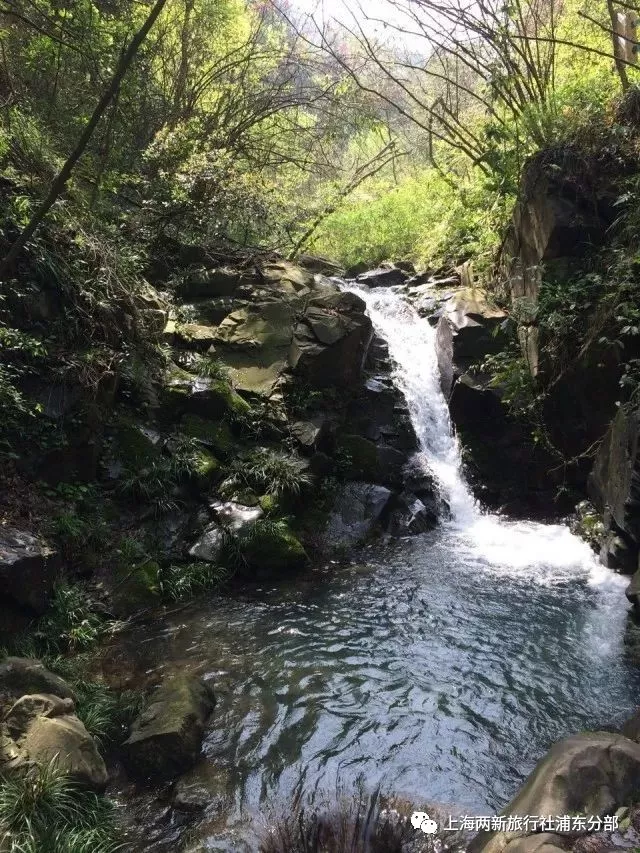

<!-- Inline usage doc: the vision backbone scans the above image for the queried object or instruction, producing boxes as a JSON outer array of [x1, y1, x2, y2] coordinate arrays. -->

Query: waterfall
[[349, 285, 476, 525], [346, 283, 626, 590]]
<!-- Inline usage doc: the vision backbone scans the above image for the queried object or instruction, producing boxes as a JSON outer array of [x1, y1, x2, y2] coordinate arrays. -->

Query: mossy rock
[[336, 434, 379, 480], [180, 414, 234, 457], [162, 364, 250, 420], [236, 522, 308, 577], [111, 421, 161, 471], [189, 447, 222, 490], [113, 559, 161, 617]]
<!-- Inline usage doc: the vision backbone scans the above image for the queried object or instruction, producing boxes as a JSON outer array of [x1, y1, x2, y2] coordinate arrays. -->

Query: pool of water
[[112, 525, 640, 851]]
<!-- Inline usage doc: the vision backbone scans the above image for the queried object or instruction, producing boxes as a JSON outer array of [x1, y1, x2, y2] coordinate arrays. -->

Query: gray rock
[[0, 658, 77, 705], [0, 528, 60, 614], [289, 291, 373, 389], [325, 483, 392, 547], [122, 675, 215, 782], [2, 692, 108, 791], [589, 406, 640, 563], [291, 418, 329, 452], [209, 500, 263, 532], [469, 732, 640, 853], [388, 491, 438, 536], [356, 267, 408, 288], [626, 569, 640, 607], [188, 523, 225, 563]]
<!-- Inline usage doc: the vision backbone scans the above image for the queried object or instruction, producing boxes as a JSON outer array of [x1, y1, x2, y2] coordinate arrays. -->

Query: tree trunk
[[607, 0, 630, 92], [0, 0, 169, 278]]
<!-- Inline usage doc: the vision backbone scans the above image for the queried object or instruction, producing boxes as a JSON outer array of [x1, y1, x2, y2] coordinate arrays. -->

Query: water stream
[[116, 286, 640, 852]]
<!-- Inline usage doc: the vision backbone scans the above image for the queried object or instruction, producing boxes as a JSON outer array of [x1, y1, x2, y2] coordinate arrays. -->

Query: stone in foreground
[[122, 674, 215, 782], [469, 732, 640, 853], [1, 691, 108, 791]]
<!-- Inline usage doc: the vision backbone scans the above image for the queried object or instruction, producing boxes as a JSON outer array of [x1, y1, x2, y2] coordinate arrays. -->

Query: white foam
[[344, 284, 619, 587]]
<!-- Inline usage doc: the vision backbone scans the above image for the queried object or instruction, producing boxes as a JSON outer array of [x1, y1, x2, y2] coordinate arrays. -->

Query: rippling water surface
[[115, 531, 640, 851], [115, 286, 640, 850]]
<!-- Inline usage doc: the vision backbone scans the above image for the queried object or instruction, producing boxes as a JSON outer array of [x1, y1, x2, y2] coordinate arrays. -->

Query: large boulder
[[436, 288, 507, 392], [122, 674, 215, 782], [469, 732, 640, 853], [162, 364, 250, 420], [289, 290, 373, 389], [355, 266, 408, 288], [1, 692, 108, 791], [500, 149, 621, 376], [0, 528, 60, 614], [324, 483, 392, 548], [449, 374, 562, 518], [386, 491, 438, 537]]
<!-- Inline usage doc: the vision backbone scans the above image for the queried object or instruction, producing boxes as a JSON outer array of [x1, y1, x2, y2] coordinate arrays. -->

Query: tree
[[0, 0, 169, 277]]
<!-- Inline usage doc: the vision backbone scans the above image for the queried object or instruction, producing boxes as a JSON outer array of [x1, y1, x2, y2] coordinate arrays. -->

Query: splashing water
[[347, 284, 622, 592]]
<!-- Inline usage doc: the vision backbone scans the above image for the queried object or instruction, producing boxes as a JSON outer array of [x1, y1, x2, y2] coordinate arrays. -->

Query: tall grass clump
[[228, 448, 312, 499], [0, 761, 121, 853]]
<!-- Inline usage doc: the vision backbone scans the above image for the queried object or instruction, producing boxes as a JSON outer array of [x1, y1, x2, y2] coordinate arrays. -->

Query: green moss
[[226, 520, 308, 577], [180, 414, 234, 456], [111, 421, 159, 470], [190, 447, 221, 488], [209, 379, 251, 417]]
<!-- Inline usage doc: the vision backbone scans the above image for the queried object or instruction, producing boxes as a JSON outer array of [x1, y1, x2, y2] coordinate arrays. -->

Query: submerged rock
[[122, 674, 216, 782]]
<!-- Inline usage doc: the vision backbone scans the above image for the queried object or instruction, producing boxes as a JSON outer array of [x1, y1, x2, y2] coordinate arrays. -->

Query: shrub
[[158, 561, 230, 601], [0, 760, 121, 853], [228, 448, 312, 499], [117, 436, 205, 513], [74, 682, 143, 751], [28, 584, 108, 657]]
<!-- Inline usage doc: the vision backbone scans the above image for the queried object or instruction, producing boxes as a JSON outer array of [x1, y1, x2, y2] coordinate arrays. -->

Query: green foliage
[[117, 436, 206, 512], [311, 163, 511, 272], [0, 761, 121, 853], [227, 448, 312, 499], [220, 518, 305, 573], [29, 585, 108, 657], [74, 683, 142, 752], [158, 561, 230, 601], [197, 356, 231, 382]]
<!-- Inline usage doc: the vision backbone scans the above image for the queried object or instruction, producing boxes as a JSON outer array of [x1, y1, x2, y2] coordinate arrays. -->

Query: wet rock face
[[0, 528, 60, 615], [122, 674, 216, 783], [0, 658, 77, 705], [589, 405, 640, 579], [324, 482, 393, 548]]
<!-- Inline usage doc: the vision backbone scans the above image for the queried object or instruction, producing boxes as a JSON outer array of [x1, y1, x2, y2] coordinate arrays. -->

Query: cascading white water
[[348, 283, 626, 592]]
